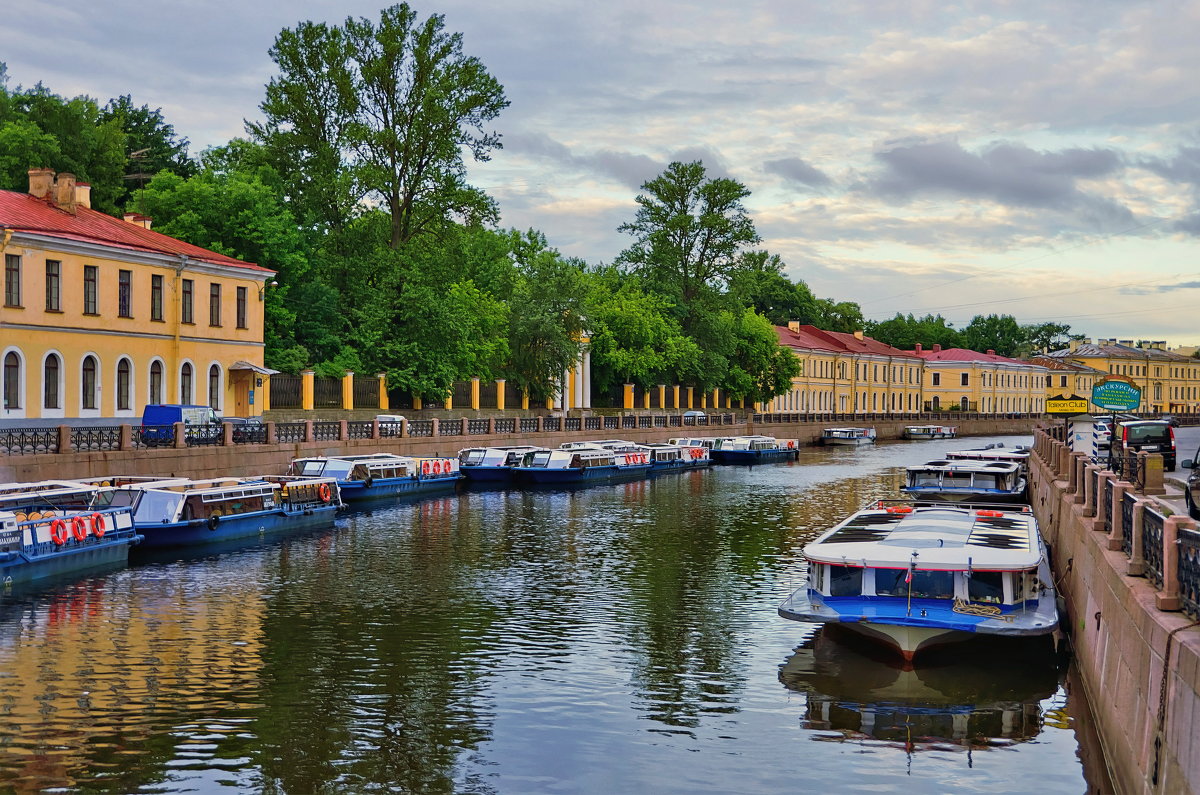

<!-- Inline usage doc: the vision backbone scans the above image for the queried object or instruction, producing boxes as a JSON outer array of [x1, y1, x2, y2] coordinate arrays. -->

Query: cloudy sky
[[5, 0, 1200, 345]]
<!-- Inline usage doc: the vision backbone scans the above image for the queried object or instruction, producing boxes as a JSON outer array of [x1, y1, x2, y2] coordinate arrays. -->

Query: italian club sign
[[1091, 377, 1142, 412]]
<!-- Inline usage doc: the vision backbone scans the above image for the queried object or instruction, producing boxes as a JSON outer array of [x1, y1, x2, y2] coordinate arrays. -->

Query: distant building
[[1043, 339, 1200, 414], [1, 169, 275, 421], [1028, 355, 1103, 412], [910, 344, 1047, 414]]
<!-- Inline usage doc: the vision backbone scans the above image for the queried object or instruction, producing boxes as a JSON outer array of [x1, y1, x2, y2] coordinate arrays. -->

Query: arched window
[[3, 352, 19, 409], [180, 363, 193, 404], [82, 356, 98, 410], [208, 364, 221, 409], [117, 358, 132, 411], [150, 361, 163, 404], [44, 354, 60, 409]]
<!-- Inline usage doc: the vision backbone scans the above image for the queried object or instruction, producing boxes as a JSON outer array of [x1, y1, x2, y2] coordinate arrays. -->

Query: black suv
[[1112, 419, 1176, 471], [1182, 446, 1200, 519]]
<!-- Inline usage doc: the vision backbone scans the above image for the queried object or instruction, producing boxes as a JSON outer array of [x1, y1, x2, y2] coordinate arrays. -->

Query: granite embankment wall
[[1029, 429, 1200, 794], [0, 416, 1033, 482]]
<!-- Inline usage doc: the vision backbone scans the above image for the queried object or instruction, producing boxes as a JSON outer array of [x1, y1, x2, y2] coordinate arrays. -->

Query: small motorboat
[[457, 446, 547, 483], [710, 435, 799, 463], [288, 453, 459, 502], [821, 427, 877, 446], [902, 425, 957, 440], [902, 460, 1028, 505]]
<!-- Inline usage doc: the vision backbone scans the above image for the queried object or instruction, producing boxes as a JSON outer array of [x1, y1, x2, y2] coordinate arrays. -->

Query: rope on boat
[[952, 597, 1014, 622]]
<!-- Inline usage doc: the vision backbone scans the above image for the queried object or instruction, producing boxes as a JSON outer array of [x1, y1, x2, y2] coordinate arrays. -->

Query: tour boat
[[821, 427, 877, 446], [288, 452, 460, 502], [710, 435, 800, 464], [902, 460, 1028, 505], [778, 501, 1058, 663], [902, 425, 957, 440], [457, 446, 546, 483], [667, 436, 721, 450], [92, 475, 342, 550], [944, 444, 1031, 474], [642, 441, 712, 470], [0, 481, 141, 585], [512, 447, 653, 485]]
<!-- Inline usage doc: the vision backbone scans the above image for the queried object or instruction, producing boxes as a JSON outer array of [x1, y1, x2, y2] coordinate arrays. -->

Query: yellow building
[[1029, 355, 1103, 411], [1044, 339, 1200, 414], [772, 324, 925, 414], [1, 169, 275, 421], [912, 344, 1047, 414]]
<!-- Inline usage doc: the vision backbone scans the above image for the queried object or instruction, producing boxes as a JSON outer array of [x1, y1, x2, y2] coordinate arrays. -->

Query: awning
[[229, 361, 280, 375]]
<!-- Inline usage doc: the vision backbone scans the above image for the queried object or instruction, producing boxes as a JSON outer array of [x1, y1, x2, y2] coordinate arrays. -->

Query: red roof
[[0, 189, 270, 273], [776, 324, 921, 359], [913, 347, 1037, 366]]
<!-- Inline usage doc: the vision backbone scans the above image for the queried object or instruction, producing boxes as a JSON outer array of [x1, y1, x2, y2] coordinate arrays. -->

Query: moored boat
[[821, 427, 877, 446], [944, 444, 1031, 475], [642, 441, 712, 470], [457, 446, 546, 483], [93, 476, 341, 550], [778, 500, 1058, 663], [512, 447, 653, 485], [288, 453, 460, 502], [903, 460, 1027, 505], [902, 425, 957, 440], [710, 435, 799, 464]]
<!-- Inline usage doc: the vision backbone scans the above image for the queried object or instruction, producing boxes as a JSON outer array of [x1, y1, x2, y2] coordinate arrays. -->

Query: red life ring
[[787, 440, 795, 449], [90, 512, 106, 538], [318, 482, 332, 503], [71, 515, 89, 541], [422, 460, 431, 476], [49, 519, 69, 545], [433, 460, 442, 475]]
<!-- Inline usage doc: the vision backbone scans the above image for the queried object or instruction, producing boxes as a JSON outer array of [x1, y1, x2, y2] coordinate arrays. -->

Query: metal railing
[[347, 421, 374, 440], [184, 425, 221, 447], [408, 420, 434, 437], [70, 426, 121, 452], [133, 425, 174, 449], [495, 418, 516, 434], [467, 419, 490, 434], [1121, 491, 1136, 558], [1143, 506, 1166, 590], [313, 377, 343, 409], [277, 422, 306, 444], [1179, 526, 1200, 621], [269, 374, 302, 409], [0, 427, 58, 455], [519, 418, 538, 433], [353, 378, 380, 409], [1089, 469, 1099, 517], [1102, 477, 1113, 534], [439, 419, 464, 436], [312, 421, 341, 442]]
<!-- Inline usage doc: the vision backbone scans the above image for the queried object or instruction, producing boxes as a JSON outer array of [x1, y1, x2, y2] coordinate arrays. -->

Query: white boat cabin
[[905, 460, 1024, 492], [459, 446, 545, 467]]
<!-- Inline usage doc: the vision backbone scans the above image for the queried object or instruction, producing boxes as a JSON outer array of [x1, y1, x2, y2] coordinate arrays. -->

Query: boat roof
[[906, 460, 1022, 475], [945, 447, 1029, 461], [824, 427, 872, 432], [293, 453, 409, 463], [460, 445, 543, 453], [804, 504, 1041, 570]]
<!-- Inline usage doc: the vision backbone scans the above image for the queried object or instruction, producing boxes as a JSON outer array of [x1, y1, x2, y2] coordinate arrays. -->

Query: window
[[117, 358, 132, 411], [151, 274, 164, 321], [209, 283, 221, 326], [83, 265, 98, 314], [181, 279, 193, 323], [150, 361, 163, 404], [236, 286, 248, 328], [43, 354, 60, 409], [960, 372, 969, 386], [118, 270, 133, 317], [877, 569, 955, 599], [180, 362, 193, 403], [45, 260, 61, 311], [827, 565, 863, 597], [968, 571, 1005, 604], [82, 355, 98, 410], [3, 352, 19, 408], [932, 373, 941, 386], [1060, 375, 1067, 387], [4, 254, 20, 307], [208, 364, 221, 409]]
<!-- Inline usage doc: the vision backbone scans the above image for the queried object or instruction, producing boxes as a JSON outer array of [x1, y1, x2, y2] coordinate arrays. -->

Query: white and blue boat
[[821, 427, 877, 446], [288, 453, 460, 502], [778, 501, 1058, 663], [93, 476, 341, 551], [513, 447, 653, 486], [710, 435, 799, 464], [457, 446, 546, 483], [643, 442, 712, 470], [903, 424, 957, 440], [903, 460, 1028, 505], [0, 481, 141, 585], [945, 444, 1031, 474]]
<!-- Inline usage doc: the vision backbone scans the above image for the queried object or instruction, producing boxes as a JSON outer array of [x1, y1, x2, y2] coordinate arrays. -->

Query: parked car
[[1112, 418, 1177, 471], [139, 404, 221, 446], [1182, 446, 1200, 519], [1093, 417, 1113, 451]]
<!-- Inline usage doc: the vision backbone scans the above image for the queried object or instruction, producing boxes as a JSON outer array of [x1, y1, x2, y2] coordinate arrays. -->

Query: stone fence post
[[57, 425, 71, 454], [173, 422, 186, 449], [1083, 464, 1099, 516], [339, 420, 349, 441], [1107, 481, 1130, 550], [303, 420, 314, 443], [1155, 516, 1195, 612], [118, 424, 132, 451]]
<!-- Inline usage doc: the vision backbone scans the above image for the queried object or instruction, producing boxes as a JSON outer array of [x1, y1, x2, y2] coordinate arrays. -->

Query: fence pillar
[[623, 384, 634, 410], [471, 377, 481, 411], [657, 384, 666, 410], [488, 417, 495, 434], [1129, 499, 1147, 576], [400, 418, 409, 439], [1156, 516, 1188, 611], [686, 386, 695, 409], [672, 384, 681, 410], [1107, 481, 1129, 550], [712, 388, 720, 408], [413, 396, 423, 411], [496, 379, 506, 411], [371, 418, 381, 440], [57, 425, 72, 454], [521, 392, 529, 411], [1141, 451, 1165, 495], [536, 416, 544, 432], [222, 422, 234, 446], [301, 370, 315, 411], [1082, 464, 1098, 516], [341, 372, 355, 411], [377, 373, 388, 410], [642, 389, 650, 410], [303, 420, 314, 443], [173, 422, 186, 449], [432, 418, 440, 437], [265, 421, 277, 445], [1069, 454, 1084, 500], [118, 424, 132, 451], [445, 391, 454, 412]]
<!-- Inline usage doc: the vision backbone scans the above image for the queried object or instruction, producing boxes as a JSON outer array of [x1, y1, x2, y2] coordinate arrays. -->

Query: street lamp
[[258, 279, 279, 301]]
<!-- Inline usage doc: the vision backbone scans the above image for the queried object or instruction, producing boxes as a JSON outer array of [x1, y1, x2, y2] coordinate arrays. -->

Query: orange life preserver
[[885, 506, 914, 514], [975, 509, 1004, 518], [422, 460, 431, 476], [71, 515, 89, 541], [49, 518, 68, 546], [434, 460, 443, 475], [90, 512, 106, 538], [318, 482, 332, 503], [443, 460, 453, 474], [787, 440, 795, 449]]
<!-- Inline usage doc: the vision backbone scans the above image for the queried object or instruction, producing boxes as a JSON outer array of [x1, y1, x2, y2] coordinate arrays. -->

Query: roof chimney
[[787, 320, 800, 333], [915, 343, 922, 354], [52, 173, 77, 214], [1068, 339, 1081, 352], [74, 182, 91, 209], [28, 168, 54, 199], [853, 330, 864, 340], [986, 349, 995, 355], [932, 344, 942, 353], [123, 213, 153, 230]]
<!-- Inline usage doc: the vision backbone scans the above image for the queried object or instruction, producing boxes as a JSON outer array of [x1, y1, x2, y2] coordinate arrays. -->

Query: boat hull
[[710, 448, 797, 464], [515, 464, 652, 485], [459, 466, 516, 483], [134, 505, 339, 550], [338, 476, 460, 501], [0, 537, 138, 586], [823, 437, 874, 446], [903, 429, 957, 440]]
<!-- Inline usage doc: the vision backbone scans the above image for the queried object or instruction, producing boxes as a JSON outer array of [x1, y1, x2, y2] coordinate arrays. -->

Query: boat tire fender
[[49, 518, 69, 545], [208, 515, 220, 531]]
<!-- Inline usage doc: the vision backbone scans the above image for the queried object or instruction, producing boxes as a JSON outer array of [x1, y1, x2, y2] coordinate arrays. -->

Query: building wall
[[922, 360, 1047, 413], [1064, 351, 1200, 414], [770, 350, 924, 414], [1, 237, 269, 421]]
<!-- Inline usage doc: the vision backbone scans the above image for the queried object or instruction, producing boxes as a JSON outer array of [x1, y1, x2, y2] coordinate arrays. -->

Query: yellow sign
[[1047, 396, 1089, 415]]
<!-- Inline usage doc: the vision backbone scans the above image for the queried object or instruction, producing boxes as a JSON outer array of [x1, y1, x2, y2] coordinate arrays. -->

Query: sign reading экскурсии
[[1091, 377, 1142, 412]]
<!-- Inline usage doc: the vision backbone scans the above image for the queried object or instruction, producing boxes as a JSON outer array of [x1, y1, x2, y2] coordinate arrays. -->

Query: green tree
[[867, 313, 963, 350], [617, 160, 760, 308], [722, 309, 801, 403], [812, 298, 865, 333], [253, 3, 509, 246], [962, 314, 1024, 357], [101, 94, 195, 208], [1020, 322, 1073, 355], [726, 250, 820, 325]]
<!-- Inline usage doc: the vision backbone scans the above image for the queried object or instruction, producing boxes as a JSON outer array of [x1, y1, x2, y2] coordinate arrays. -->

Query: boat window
[[292, 460, 326, 477], [967, 571, 1005, 603], [943, 472, 973, 486], [973, 474, 999, 489], [462, 450, 485, 465], [876, 569, 955, 599], [913, 472, 941, 487], [827, 564, 862, 596]]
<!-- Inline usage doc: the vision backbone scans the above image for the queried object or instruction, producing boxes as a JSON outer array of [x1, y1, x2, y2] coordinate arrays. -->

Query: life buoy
[[422, 460, 431, 476], [71, 515, 89, 542], [886, 506, 914, 514], [49, 519, 68, 545], [363, 475, 374, 489], [90, 512, 106, 538], [208, 514, 220, 531], [433, 460, 442, 476], [787, 440, 795, 449], [318, 482, 332, 503]]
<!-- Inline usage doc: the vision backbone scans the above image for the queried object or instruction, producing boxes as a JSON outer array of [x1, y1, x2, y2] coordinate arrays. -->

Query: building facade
[[771, 324, 925, 414], [1, 169, 275, 422], [912, 345, 1047, 414], [1043, 339, 1200, 414], [1029, 355, 1103, 411]]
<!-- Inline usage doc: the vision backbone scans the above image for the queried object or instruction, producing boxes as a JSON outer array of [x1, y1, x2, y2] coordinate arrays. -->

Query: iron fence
[[543, 417, 561, 432], [1121, 492, 1136, 558], [408, 420, 434, 437], [133, 425, 174, 449], [468, 419, 490, 435], [495, 418, 516, 434], [1102, 478, 1113, 534], [312, 421, 341, 442], [314, 378, 343, 409], [564, 418, 581, 431], [1089, 469, 1099, 516], [184, 425, 222, 447], [276, 422, 306, 443], [479, 382, 498, 410], [232, 423, 269, 445], [70, 426, 121, 452], [452, 381, 473, 408], [347, 421, 374, 440], [1180, 527, 1200, 621], [1143, 506, 1165, 589], [379, 420, 404, 438], [353, 378, 380, 409], [440, 419, 464, 436], [270, 374, 302, 409], [0, 427, 58, 455], [604, 416, 619, 430]]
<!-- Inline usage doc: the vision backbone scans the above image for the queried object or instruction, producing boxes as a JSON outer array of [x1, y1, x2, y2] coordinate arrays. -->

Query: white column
[[574, 356, 585, 409], [582, 349, 592, 408]]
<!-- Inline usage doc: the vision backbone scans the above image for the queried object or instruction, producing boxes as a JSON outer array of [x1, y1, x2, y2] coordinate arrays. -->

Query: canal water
[[0, 436, 1106, 794]]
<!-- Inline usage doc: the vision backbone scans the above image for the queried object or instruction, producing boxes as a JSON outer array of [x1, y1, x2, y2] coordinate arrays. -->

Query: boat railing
[[11, 506, 137, 558], [867, 498, 1033, 513]]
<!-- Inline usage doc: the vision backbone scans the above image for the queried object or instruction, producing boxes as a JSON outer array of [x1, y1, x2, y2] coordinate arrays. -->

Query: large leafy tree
[[101, 94, 195, 208], [617, 160, 760, 309], [867, 313, 963, 350], [726, 250, 820, 326], [252, 3, 509, 246], [723, 309, 801, 404], [962, 314, 1025, 357]]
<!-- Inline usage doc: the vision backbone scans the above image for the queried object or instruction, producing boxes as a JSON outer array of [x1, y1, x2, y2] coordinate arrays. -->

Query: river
[[0, 435, 1107, 793]]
